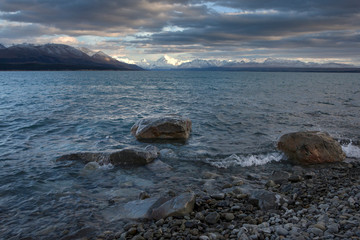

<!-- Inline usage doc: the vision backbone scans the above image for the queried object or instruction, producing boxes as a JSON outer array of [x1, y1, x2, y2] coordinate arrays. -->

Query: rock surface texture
[[131, 115, 192, 140], [122, 191, 196, 220], [57, 145, 159, 166], [277, 131, 346, 164]]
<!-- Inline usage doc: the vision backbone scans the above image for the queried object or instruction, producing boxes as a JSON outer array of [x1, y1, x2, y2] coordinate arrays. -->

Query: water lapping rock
[[56, 145, 159, 166], [121, 191, 196, 220], [277, 131, 346, 164], [131, 115, 192, 140]]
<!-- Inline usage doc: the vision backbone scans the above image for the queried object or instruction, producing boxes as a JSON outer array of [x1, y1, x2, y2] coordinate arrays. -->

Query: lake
[[0, 71, 359, 238]]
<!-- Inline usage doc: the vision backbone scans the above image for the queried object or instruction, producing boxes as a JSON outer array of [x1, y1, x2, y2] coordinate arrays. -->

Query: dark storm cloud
[[0, 0, 207, 32], [0, 0, 359, 60]]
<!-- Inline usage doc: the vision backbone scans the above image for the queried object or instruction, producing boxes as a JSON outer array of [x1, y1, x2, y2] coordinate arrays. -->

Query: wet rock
[[159, 148, 177, 159], [146, 159, 172, 173], [122, 191, 195, 220], [109, 145, 159, 166], [83, 161, 100, 170], [131, 114, 192, 140], [57, 145, 159, 166], [150, 191, 196, 220], [277, 131, 346, 164]]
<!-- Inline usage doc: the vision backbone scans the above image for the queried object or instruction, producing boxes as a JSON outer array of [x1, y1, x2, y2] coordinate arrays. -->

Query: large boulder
[[56, 145, 159, 166], [131, 115, 192, 140], [277, 131, 346, 164]]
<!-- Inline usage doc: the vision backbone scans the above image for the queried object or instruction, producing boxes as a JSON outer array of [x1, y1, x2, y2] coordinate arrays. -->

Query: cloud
[[0, 0, 359, 64]]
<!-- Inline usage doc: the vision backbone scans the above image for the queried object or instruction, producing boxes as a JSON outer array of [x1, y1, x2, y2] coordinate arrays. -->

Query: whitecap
[[205, 152, 284, 169], [342, 142, 360, 159]]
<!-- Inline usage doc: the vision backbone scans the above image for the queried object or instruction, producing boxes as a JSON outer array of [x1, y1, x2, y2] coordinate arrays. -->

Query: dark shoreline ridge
[[91, 160, 360, 240]]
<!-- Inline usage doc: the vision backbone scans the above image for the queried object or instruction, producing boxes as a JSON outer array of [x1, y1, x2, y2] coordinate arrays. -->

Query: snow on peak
[[78, 47, 97, 56], [0, 44, 6, 49]]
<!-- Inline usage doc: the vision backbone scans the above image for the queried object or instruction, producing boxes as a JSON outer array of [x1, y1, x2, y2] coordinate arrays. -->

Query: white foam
[[342, 142, 360, 159], [99, 163, 114, 170], [205, 152, 284, 169]]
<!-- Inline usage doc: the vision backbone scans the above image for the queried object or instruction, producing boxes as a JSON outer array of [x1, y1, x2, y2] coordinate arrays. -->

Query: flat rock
[[277, 131, 346, 164], [150, 191, 196, 220], [120, 191, 196, 220], [57, 145, 159, 166], [131, 115, 192, 140]]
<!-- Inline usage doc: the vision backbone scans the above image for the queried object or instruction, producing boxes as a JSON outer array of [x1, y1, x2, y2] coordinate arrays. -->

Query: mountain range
[[0, 44, 142, 71], [138, 55, 359, 72], [1, 43, 359, 72]]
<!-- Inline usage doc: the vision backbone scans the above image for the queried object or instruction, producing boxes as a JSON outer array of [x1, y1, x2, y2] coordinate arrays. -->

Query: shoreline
[[87, 159, 360, 240]]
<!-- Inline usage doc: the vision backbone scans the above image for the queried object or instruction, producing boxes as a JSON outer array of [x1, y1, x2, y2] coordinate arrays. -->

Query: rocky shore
[[57, 117, 359, 240], [88, 159, 360, 240]]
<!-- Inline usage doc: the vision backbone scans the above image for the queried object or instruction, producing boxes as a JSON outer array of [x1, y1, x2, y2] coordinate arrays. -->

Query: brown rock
[[131, 115, 192, 140], [277, 131, 345, 164]]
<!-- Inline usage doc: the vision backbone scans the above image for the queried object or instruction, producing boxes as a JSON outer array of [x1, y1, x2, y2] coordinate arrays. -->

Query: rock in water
[[109, 145, 159, 166], [277, 131, 346, 164], [120, 192, 196, 220], [150, 192, 196, 220], [57, 145, 159, 167], [131, 115, 192, 140]]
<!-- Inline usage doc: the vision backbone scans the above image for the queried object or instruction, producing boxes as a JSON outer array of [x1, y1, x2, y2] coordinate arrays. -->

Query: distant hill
[[0, 43, 143, 71]]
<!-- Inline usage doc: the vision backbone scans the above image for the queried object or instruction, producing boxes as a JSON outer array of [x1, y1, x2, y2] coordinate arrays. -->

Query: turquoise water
[[0, 71, 359, 238]]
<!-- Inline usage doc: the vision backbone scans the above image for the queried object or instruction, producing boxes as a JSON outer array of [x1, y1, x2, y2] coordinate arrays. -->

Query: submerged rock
[[57, 145, 159, 167], [131, 115, 192, 140], [121, 191, 196, 220], [277, 131, 346, 164], [109, 145, 159, 166]]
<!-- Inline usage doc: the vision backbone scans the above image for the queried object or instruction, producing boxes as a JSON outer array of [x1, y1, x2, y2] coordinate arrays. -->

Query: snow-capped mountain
[[0, 43, 143, 70], [137, 56, 355, 70], [138, 55, 189, 69], [0, 44, 6, 49]]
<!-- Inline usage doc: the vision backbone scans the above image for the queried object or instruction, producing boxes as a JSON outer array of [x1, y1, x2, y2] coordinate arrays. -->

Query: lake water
[[1, 71, 360, 238]]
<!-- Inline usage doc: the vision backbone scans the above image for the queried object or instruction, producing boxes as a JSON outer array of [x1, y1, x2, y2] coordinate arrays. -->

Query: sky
[[1, 0, 360, 65]]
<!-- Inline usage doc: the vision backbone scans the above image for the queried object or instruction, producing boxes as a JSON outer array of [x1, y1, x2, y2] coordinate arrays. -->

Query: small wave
[[342, 142, 360, 159], [205, 152, 284, 169]]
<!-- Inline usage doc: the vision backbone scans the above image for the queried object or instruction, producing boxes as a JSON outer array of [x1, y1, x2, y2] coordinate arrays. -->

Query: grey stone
[[211, 193, 225, 200], [150, 192, 196, 220], [195, 212, 205, 221], [248, 189, 284, 210], [121, 191, 195, 220], [199, 235, 209, 240], [276, 226, 289, 236], [308, 227, 323, 236], [224, 213, 235, 221], [205, 212, 220, 224], [326, 223, 339, 233]]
